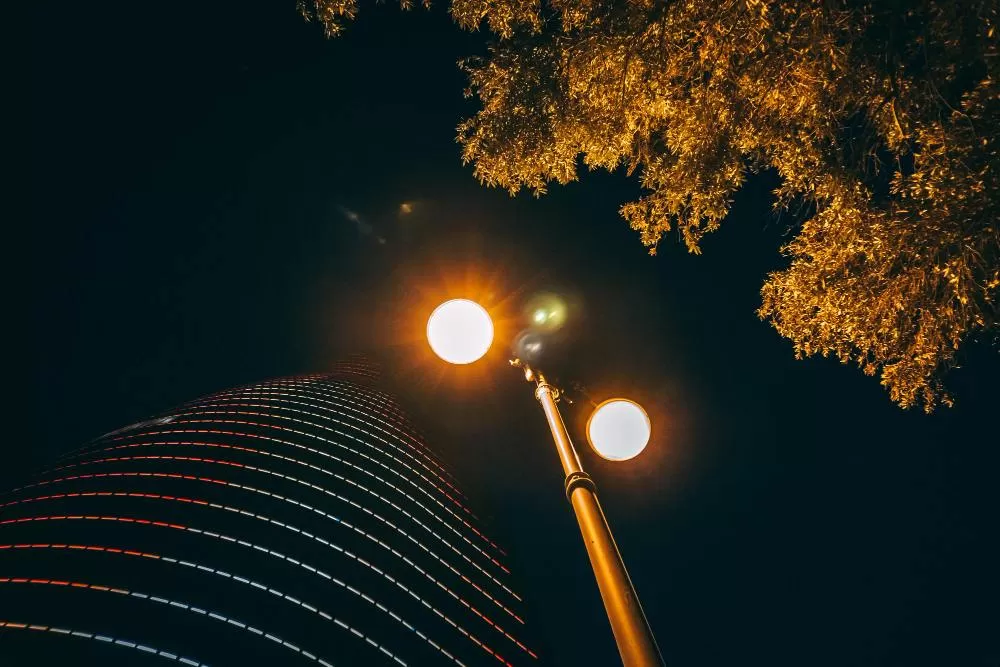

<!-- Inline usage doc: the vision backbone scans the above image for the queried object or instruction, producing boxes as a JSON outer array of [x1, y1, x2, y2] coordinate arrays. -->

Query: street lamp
[[427, 300, 664, 667], [588, 399, 651, 461], [426, 299, 494, 364]]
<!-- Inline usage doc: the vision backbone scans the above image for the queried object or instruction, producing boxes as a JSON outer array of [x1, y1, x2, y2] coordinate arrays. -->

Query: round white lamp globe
[[426, 299, 494, 365], [587, 398, 651, 461]]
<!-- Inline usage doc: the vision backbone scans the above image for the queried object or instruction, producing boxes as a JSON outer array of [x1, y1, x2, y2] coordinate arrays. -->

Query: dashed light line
[[205, 383, 461, 495], [73, 377, 508, 562], [125, 415, 510, 573], [0, 543, 414, 667], [56, 436, 519, 604], [2, 489, 532, 657], [217, 378, 489, 539], [0, 577, 326, 662], [0, 515, 516, 665], [52, 442, 523, 619], [202, 380, 452, 485], [180, 393, 473, 518], [0, 620, 209, 666]]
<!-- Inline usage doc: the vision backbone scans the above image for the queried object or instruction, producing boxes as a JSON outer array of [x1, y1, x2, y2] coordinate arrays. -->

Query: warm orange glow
[[427, 299, 494, 364], [374, 232, 525, 402], [587, 398, 651, 461]]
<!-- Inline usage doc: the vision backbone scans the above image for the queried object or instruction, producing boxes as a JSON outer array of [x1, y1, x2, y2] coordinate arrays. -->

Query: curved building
[[0, 365, 537, 666]]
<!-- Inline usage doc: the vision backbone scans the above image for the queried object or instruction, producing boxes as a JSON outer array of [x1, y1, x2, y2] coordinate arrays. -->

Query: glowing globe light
[[587, 398, 651, 461], [427, 299, 494, 365]]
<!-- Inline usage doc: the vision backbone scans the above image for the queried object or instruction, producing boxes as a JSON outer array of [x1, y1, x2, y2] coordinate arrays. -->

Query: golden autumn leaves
[[300, 0, 999, 411]]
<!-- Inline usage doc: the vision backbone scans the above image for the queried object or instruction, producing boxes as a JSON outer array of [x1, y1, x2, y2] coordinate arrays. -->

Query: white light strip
[[0, 578, 332, 664], [0, 619, 209, 666]]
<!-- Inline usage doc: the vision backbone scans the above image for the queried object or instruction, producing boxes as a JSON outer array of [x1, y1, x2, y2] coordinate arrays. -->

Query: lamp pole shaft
[[533, 379, 664, 667]]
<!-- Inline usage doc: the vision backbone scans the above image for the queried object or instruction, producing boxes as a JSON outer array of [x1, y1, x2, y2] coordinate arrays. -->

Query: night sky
[[27, 1, 1000, 666]]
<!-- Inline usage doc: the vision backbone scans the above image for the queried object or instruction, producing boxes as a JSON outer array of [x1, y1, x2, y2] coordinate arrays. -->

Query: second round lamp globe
[[587, 398, 651, 461]]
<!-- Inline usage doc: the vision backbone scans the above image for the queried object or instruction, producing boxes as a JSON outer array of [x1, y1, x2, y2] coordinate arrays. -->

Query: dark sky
[[28, 1, 999, 666]]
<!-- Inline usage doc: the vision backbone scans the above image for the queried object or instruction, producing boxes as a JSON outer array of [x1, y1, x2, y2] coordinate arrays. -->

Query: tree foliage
[[300, 0, 1000, 411]]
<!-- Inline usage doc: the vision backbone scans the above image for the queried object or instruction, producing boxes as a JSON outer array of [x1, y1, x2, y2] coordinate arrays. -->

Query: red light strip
[[171, 406, 473, 531], [111, 378, 506, 563], [1, 485, 533, 651], [0, 543, 412, 665], [149, 413, 506, 565], [82, 424, 514, 585], [177, 397, 474, 519], [258, 378, 474, 507], [72, 438, 518, 606], [187, 388, 474, 513], [258, 379, 466, 496], [62, 377, 462, 504], [164, 411, 500, 574], [50, 450, 517, 606], [0, 578, 335, 665], [224, 382, 505, 559], [0, 513, 525, 664], [219, 380, 453, 479], [0, 619, 208, 665], [10, 461, 524, 625]]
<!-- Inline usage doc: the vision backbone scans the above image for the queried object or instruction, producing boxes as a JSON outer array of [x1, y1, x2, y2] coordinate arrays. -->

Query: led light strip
[[116, 377, 492, 559], [251, 380, 459, 489], [9, 463, 523, 625], [0, 620, 208, 665], [0, 543, 409, 665], [189, 384, 471, 506], [1, 485, 533, 652], [46, 451, 516, 605], [0, 514, 514, 666], [63, 440, 518, 606], [150, 414, 504, 564], [175, 397, 472, 519], [78, 426, 514, 585], [204, 380, 447, 478], [293, 379, 465, 483], [62, 377, 458, 500], [0, 578, 333, 664], [53, 377, 506, 561]]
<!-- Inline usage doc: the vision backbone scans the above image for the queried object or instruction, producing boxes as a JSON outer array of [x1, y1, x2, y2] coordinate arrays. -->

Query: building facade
[[0, 366, 536, 666]]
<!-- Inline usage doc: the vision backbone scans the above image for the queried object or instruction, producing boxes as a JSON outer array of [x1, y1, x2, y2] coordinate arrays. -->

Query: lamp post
[[427, 299, 664, 667]]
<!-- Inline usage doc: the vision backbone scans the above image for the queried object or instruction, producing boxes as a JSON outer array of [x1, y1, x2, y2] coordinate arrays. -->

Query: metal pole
[[524, 365, 664, 667]]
